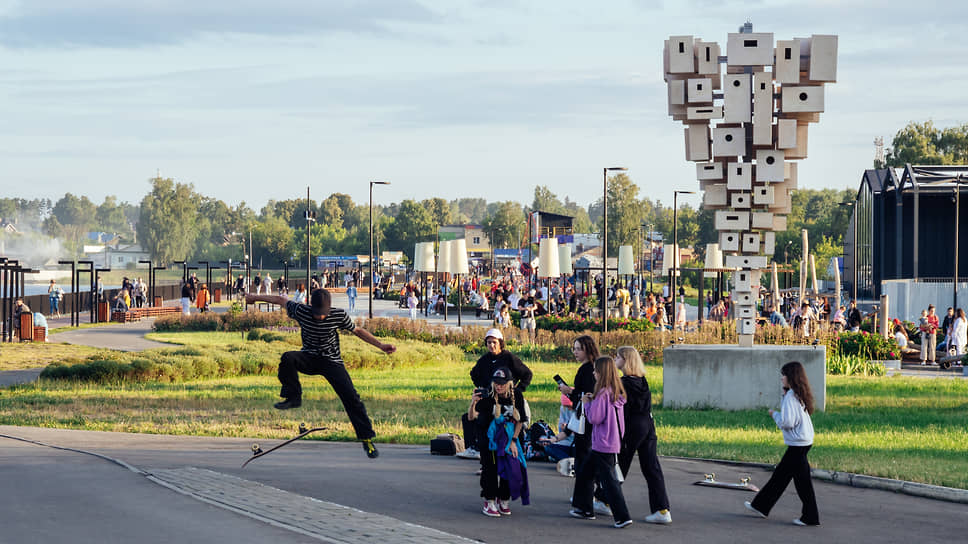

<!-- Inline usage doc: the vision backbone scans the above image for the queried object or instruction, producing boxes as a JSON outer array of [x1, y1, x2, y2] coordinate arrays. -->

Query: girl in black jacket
[[558, 334, 605, 511], [616, 345, 671, 524]]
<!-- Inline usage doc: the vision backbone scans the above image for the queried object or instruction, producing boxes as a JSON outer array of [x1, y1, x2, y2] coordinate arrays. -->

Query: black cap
[[491, 367, 511, 384], [311, 288, 331, 318]]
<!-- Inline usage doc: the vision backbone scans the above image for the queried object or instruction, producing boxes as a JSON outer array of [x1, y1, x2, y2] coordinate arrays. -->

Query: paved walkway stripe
[[149, 467, 479, 544]]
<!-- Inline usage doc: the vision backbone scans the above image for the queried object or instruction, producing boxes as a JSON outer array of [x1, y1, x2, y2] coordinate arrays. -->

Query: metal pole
[[602, 168, 608, 332], [369, 182, 374, 319], [672, 191, 679, 338], [306, 187, 312, 293], [955, 182, 960, 312]]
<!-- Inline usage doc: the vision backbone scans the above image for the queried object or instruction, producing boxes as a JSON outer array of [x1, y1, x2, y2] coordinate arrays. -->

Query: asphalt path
[[0, 426, 962, 544]]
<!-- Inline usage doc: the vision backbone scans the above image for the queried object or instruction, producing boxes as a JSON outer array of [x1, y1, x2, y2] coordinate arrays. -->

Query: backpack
[[524, 420, 556, 461], [430, 433, 465, 456]]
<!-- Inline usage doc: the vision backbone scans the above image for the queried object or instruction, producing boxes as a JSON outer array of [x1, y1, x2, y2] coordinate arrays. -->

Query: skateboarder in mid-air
[[245, 288, 395, 459]]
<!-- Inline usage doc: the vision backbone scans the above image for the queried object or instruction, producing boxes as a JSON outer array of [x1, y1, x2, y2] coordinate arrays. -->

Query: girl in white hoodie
[[745, 361, 820, 526]]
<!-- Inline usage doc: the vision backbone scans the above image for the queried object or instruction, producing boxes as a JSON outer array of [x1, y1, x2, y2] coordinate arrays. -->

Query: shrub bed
[[154, 309, 296, 333]]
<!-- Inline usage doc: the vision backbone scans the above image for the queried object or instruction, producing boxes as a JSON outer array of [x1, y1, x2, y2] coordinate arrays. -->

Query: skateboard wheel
[[251, 444, 262, 454], [298, 423, 308, 434], [705, 473, 715, 481], [741, 477, 750, 485]]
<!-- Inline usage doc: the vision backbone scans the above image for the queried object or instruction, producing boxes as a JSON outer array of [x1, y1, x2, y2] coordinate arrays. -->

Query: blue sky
[[0, 0, 964, 211]]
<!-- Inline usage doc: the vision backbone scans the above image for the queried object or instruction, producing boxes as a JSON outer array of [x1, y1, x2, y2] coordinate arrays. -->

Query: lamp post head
[[674, 190, 696, 196], [605, 167, 627, 173], [370, 181, 391, 186]]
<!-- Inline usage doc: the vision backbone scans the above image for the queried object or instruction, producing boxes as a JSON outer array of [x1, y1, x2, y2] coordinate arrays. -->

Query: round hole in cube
[[766, 156, 775, 165], [799, 92, 808, 101], [733, 79, 741, 87], [725, 134, 733, 142]]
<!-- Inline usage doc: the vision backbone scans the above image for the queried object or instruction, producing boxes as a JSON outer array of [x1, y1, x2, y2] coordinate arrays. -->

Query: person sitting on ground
[[245, 288, 396, 459], [468, 367, 530, 517], [113, 290, 130, 313], [459, 328, 533, 461]]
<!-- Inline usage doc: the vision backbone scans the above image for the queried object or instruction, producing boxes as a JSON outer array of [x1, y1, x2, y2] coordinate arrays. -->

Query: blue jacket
[[487, 415, 530, 505]]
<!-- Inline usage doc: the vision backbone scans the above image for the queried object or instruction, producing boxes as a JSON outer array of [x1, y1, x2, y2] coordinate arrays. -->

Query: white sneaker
[[593, 499, 612, 516], [645, 510, 672, 524], [457, 447, 480, 460], [744, 501, 767, 519]]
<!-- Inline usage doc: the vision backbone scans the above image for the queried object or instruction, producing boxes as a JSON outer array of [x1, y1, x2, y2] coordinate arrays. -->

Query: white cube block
[[726, 32, 774, 65], [808, 35, 838, 82], [715, 211, 750, 231], [786, 124, 809, 159], [726, 255, 768, 269], [781, 86, 824, 113], [736, 306, 756, 319], [752, 212, 774, 229], [755, 149, 785, 181], [695, 40, 721, 75], [735, 269, 752, 291], [774, 39, 802, 84], [687, 78, 713, 103], [720, 231, 740, 252], [764, 231, 776, 255], [696, 162, 724, 180], [668, 79, 686, 106], [727, 162, 752, 190], [668, 36, 696, 73], [713, 126, 746, 157], [731, 192, 751, 209], [777, 118, 797, 148], [752, 72, 774, 146], [724, 74, 752, 123], [703, 184, 728, 207], [685, 125, 711, 162], [732, 291, 754, 305], [784, 161, 798, 188], [687, 105, 724, 120], [753, 185, 775, 205], [743, 233, 761, 253], [772, 215, 788, 231], [738, 317, 756, 335]]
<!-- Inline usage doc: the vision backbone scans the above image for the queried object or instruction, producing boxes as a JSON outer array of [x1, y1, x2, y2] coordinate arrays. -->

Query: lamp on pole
[[369, 181, 390, 319], [602, 166, 627, 332], [671, 189, 695, 339]]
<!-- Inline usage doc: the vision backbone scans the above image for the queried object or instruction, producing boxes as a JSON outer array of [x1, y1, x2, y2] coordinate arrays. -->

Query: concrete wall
[[663, 345, 826, 411]]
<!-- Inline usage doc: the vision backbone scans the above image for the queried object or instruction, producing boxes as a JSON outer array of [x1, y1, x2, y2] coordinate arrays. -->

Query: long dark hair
[[574, 334, 600, 363], [781, 361, 814, 415]]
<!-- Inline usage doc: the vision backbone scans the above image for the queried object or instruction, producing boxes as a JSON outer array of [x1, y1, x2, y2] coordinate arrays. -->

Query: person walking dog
[[744, 361, 820, 526], [245, 288, 395, 459]]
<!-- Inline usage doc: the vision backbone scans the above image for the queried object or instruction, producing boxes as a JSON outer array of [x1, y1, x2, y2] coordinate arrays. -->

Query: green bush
[[827, 353, 888, 376], [153, 309, 296, 333], [833, 331, 899, 360]]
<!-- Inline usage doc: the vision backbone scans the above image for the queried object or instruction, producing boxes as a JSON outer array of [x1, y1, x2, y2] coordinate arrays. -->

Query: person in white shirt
[[745, 361, 820, 526]]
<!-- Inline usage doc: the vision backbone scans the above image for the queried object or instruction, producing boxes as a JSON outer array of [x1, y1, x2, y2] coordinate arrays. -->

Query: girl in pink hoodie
[[569, 356, 632, 528]]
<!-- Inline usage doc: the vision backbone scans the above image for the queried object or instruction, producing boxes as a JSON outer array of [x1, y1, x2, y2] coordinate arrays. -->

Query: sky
[[0, 0, 965, 212]]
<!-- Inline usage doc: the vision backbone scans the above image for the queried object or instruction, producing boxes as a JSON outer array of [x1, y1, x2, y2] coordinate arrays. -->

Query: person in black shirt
[[246, 288, 396, 459], [846, 300, 863, 332], [468, 367, 529, 517]]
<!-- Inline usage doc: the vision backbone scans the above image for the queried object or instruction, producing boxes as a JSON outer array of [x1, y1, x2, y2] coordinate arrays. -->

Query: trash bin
[[19, 313, 33, 341], [97, 301, 109, 323], [214, 288, 221, 303], [154, 296, 163, 307]]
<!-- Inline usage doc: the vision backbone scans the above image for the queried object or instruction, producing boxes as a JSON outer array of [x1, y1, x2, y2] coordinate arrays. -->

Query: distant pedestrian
[[951, 308, 967, 356], [180, 282, 192, 315], [196, 284, 211, 313], [745, 361, 819, 526], [48, 279, 62, 318], [407, 290, 418, 320], [846, 300, 862, 332], [921, 305, 940, 365], [263, 273, 273, 295], [346, 281, 358, 312]]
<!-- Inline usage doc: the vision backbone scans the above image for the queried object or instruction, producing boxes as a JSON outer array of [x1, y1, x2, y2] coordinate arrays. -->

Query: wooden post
[[879, 293, 890, 338]]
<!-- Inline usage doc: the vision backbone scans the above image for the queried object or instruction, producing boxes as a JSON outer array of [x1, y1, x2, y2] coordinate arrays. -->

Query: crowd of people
[[459, 327, 817, 528]]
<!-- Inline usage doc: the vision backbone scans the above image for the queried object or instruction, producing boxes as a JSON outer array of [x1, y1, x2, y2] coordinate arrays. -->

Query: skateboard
[[693, 473, 760, 492], [241, 423, 328, 469]]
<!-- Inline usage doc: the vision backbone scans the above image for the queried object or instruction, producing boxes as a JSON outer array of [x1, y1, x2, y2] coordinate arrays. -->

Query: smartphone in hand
[[553, 374, 568, 387]]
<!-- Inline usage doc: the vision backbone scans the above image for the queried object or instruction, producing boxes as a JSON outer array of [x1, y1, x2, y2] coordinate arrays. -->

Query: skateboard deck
[[241, 423, 328, 468], [693, 473, 760, 492]]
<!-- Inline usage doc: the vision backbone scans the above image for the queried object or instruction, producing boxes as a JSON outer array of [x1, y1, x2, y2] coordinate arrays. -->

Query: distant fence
[[881, 278, 968, 322], [16, 281, 229, 319]]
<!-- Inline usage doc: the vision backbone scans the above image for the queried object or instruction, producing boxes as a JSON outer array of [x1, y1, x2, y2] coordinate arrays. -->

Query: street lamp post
[[671, 189, 695, 339], [305, 187, 316, 293], [602, 166, 627, 332], [369, 181, 390, 319], [59, 260, 77, 326], [955, 177, 962, 312]]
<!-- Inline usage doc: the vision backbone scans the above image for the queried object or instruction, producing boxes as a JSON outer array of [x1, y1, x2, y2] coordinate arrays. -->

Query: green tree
[[53, 193, 97, 229], [532, 185, 566, 214], [455, 198, 487, 223], [482, 201, 526, 249], [138, 177, 199, 264], [386, 199, 436, 261], [597, 173, 642, 253], [424, 197, 453, 226], [886, 120, 968, 166], [95, 196, 132, 237]]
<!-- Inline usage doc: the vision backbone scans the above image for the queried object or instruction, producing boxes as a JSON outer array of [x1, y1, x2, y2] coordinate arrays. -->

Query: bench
[[111, 306, 182, 323]]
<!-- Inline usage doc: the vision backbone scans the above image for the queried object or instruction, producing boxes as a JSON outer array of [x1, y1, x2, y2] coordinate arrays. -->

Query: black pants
[[618, 421, 670, 513], [278, 350, 375, 440], [572, 451, 630, 522], [751, 445, 820, 525], [572, 427, 606, 503], [480, 449, 510, 501], [461, 413, 482, 450]]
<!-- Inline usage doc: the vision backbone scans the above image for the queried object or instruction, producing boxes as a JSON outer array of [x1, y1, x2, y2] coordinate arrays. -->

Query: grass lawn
[[0, 342, 114, 371], [0, 331, 966, 489]]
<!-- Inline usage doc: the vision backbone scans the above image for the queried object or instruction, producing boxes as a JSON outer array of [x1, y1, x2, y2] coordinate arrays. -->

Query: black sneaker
[[362, 439, 379, 459], [569, 508, 595, 520], [273, 398, 301, 410]]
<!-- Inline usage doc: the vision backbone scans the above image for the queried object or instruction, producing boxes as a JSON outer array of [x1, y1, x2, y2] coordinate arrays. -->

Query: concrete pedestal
[[663, 345, 826, 411]]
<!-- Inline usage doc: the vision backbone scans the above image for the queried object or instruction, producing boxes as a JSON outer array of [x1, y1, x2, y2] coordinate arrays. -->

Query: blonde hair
[[593, 356, 626, 401], [491, 381, 521, 421], [616, 346, 646, 377]]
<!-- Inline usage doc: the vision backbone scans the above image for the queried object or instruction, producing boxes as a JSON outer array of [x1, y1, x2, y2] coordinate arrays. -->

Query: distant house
[[85, 243, 150, 269]]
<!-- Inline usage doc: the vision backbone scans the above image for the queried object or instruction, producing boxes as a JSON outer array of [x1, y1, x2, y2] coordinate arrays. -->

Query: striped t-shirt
[[286, 301, 356, 362]]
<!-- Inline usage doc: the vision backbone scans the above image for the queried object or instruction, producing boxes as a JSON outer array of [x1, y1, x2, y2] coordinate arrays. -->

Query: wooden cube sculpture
[[663, 28, 837, 345]]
